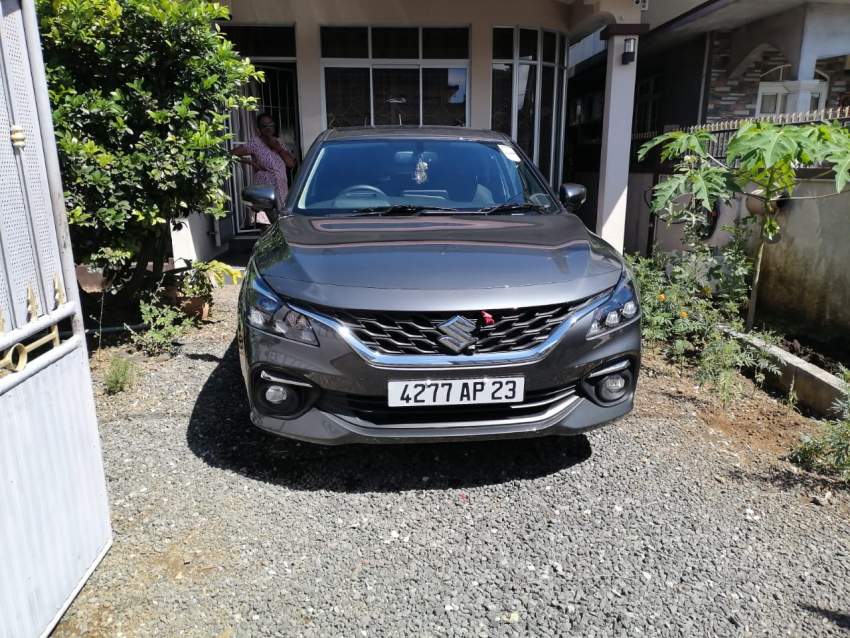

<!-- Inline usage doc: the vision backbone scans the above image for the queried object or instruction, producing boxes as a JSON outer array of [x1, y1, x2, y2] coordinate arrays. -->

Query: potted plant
[[165, 260, 242, 320]]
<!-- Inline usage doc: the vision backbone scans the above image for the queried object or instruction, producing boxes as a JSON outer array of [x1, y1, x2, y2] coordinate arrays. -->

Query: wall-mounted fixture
[[622, 37, 636, 65]]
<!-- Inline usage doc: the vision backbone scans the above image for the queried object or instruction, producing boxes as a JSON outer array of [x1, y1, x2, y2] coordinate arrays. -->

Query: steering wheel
[[336, 184, 387, 200]]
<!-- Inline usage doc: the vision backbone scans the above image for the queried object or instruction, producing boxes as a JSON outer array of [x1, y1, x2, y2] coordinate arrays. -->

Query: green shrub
[[104, 355, 135, 394], [37, 0, 260, 291], [629, 239, 778, 406], [130, 297, 188, 356], [791, 367, 850, 481]]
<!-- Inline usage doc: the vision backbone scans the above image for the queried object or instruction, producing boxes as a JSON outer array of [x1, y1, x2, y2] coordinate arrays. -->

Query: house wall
[[224, 0, 581, 150], [653, 180, 850, 335], [706, 31, 789, 120], [758, 181, 850, 334]]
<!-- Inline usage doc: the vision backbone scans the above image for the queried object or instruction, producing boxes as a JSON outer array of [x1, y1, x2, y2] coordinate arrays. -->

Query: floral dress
[[245, 137, 290, 224]]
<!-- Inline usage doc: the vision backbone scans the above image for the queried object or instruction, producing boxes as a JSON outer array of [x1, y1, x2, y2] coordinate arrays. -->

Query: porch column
[[596, 25, 645, 253]]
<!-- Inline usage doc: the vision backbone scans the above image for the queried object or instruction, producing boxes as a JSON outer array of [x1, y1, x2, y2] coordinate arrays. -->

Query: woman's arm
[[268, 139, 296, 169], [231, 144, 264, 172]]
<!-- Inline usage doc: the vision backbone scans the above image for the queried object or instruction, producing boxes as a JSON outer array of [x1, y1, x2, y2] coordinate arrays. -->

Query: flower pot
[[179, 296, 210, 321]]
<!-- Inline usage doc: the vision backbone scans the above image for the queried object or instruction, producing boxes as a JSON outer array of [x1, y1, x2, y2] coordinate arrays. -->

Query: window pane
[[324, 67, 371, 128], [810, 93, 821, 111], [491, 63, 512, 134], [372, 27, 419, 59], [538, 66, 555, 180], [321, 27, 368, 58], [373, 68, 420, 125], [542, 31, 557, 63], [423, 68, 467, 126], [423, 28, 469, 59], [519, 29, 538, 61], [492, 28, 514, 60], [759, 93, 778, 114], [516, 64, 537, 156], [558, 34, 566, 67], [221, 26, 296, 58]]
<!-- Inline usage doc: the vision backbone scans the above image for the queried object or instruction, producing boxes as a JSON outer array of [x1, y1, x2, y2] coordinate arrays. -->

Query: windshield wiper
[[348, 205, 457, 217], [478, 202, 546, 215]]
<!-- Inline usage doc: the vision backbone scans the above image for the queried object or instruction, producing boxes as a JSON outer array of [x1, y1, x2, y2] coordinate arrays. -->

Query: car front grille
[[319, 384, 577, 426], [298, 301, 582, 355]]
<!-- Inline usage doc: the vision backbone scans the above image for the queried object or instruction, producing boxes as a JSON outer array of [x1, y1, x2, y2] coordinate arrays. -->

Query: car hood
[[252, 214, 623, 312]]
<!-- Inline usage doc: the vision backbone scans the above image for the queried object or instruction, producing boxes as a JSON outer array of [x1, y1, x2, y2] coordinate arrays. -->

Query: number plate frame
[[387, 377, 525, 408]]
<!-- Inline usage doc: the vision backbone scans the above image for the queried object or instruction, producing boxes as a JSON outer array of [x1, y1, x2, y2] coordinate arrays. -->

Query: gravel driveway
[[56, 285, 850, 637]]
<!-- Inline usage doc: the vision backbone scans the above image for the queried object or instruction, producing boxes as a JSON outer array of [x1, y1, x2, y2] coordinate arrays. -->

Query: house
[[170, 0, 649, 263], [565, 0, 850, 252]]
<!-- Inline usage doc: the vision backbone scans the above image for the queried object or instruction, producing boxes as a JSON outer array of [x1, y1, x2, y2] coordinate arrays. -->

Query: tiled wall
[[705, 31, 788, 121], [705, 32, 850, 120]]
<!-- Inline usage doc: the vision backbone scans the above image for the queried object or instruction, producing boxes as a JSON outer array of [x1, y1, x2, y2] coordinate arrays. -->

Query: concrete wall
[[641, 0, 704, 30], [171, 214, 224, 264], [758, 181, 850, 334], [652, 179, 850, 335]]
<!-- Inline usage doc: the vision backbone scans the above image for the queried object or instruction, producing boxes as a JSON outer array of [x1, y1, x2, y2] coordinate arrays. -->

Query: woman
[[231, 113, 296, 226]]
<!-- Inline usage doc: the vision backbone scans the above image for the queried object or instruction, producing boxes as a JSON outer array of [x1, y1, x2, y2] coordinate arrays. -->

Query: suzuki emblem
[[437, 316, 478, 354]]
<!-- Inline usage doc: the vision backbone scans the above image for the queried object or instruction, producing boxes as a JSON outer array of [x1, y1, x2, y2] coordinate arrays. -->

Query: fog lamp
[[265, 385, 289, 404], [598, 374, 628, 402]]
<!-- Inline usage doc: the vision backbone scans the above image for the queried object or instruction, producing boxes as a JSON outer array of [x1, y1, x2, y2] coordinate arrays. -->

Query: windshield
[[295, 138, 558, 215]]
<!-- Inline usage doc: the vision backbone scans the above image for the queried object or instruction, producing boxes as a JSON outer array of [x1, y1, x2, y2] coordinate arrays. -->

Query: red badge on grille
[[481, 311, 495, 326]]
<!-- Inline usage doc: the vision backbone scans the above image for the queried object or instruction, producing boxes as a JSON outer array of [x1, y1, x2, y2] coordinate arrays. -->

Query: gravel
[[55, 285, 850, 637]]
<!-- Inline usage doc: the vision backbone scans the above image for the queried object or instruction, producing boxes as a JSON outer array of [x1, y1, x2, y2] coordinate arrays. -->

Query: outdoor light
[[622, 37, 636, 65], [598, 374, 628, 402], [265, 385, 289, 405]]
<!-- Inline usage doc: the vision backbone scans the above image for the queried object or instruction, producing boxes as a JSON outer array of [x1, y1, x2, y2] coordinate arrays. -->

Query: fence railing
[[633, 106, 850, 164]]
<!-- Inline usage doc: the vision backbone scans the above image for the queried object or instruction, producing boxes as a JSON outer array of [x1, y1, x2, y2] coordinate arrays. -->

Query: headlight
[[244, 267, 318, 346], [587, 271, 640, 339]]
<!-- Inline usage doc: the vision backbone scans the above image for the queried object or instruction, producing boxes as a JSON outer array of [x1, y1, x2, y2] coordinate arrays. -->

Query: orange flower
[[679, 310, 689, 319], [657, 293, 667, 302]]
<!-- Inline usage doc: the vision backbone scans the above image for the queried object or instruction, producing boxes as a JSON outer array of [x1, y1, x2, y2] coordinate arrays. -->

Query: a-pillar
[[596, 24, 646, 253]]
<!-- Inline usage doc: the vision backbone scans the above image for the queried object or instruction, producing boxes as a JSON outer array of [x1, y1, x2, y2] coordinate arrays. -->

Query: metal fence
[[633, 106, 850, 164]]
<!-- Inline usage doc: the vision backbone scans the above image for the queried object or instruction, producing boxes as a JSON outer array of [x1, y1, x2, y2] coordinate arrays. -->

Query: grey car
[[238, 127, 640, 445]]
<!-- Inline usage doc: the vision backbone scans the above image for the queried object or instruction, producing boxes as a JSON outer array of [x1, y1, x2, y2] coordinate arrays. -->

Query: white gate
[[0, 2, 111, 637]]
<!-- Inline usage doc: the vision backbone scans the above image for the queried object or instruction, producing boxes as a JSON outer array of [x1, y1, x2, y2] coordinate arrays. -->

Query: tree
[[638, 120, 850, 329], [37, 0, 260, 293]]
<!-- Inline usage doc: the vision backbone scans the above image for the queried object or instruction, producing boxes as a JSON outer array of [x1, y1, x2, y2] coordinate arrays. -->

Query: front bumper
[[238, 313, 640, 445]]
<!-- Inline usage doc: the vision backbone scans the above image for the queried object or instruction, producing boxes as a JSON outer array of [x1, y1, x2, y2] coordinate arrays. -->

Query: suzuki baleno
[[238, 127, 640, 444]]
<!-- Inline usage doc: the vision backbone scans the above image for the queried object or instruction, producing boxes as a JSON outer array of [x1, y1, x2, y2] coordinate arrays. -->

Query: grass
[[104, 355, 135, 395]]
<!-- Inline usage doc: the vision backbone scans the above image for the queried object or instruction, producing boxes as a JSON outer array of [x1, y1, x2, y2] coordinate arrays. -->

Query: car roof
[[323, 126, 511, 143]]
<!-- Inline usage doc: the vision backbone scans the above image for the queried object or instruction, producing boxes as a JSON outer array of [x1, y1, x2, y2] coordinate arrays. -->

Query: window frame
[[320, 26, 470, 129], [491, 26, 568, 186]]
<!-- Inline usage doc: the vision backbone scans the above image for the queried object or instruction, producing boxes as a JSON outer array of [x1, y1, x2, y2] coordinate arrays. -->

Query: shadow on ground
[[799, 604, 850, 630], [187, 340, 592, 493]]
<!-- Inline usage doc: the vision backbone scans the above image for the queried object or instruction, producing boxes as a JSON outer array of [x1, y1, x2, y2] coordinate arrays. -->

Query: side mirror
[[559, 183, 587, 212], [242, 184, 276, 211]]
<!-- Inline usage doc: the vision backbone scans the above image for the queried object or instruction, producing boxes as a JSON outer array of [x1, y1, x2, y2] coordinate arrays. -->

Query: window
[[491, 27, 568, 185], [756, 65, 829, 116], [321, 26, 470, 128], [324, 68, 371, 128], [320, 27, 369, 58], [220, 25, 296, 58], [633, 75, 663, 134]]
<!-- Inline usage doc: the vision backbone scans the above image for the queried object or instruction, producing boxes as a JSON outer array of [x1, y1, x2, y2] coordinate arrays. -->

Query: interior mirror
[[242, 184, 276, 211], [559, 183, 587, 212]]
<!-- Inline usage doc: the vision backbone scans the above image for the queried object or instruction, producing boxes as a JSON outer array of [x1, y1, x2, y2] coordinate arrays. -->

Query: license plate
[[387, 377, 525, 407]]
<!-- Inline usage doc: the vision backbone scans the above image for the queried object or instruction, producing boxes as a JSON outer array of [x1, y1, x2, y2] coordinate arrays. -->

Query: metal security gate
[[0, 2, 111, 637]]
